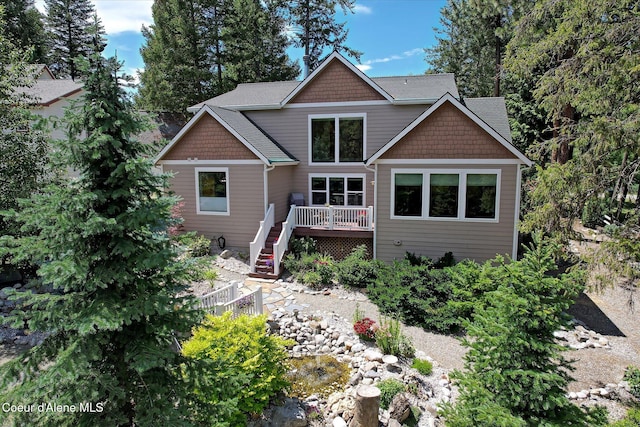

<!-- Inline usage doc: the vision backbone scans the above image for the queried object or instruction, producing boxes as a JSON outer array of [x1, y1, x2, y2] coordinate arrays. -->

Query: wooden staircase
[[248, 222, 283, 279]]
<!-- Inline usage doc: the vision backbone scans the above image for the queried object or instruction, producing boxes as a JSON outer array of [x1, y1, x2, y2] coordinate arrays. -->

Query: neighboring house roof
[[137, 112, 188, 154], [21, 79, 83, 107], [366, 93, 532, 166], [188, 53, 459, 112], [32, 64, 55, 80], [156, 105, 297, 165]]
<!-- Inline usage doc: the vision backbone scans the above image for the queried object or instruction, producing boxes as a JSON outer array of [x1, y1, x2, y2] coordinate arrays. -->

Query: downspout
[[264, 163, 275, 215], [512, 164, 522, 260], [365, 163, 377, 259]]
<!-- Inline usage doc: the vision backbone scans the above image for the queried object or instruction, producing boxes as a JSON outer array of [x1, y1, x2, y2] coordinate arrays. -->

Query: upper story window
[[195, 167, 229, 215], [309, 114, 366, 164], [391, 169, 500, 222]]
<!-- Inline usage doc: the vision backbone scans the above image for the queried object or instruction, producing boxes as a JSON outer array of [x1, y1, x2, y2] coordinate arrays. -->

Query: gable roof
[[366, 93, 532, 166], [187, 54, 459, 112], [465, 97, 512, 143], [21, 79, 83, 106], [156, 105, 297, 165]]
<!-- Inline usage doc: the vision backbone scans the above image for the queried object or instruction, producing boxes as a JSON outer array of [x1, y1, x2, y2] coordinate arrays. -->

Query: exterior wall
[[383, 102, 515, 159], [267, 165, 295, 222], [289, 60, 386, 104], [375, 163, 518, 262], [246, 104, 427, 208], [163, 114, 258, 161], [164, 163, 265, 251], [31, 91, 84, 141]]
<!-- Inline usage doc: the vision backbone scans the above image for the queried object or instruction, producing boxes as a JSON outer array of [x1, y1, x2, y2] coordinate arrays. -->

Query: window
[[310, 114, 365, 164], [391, 169, 500, 221], [466, 174, 497, 219], [309, 175, 365, 206], [195, 168, 229, 215], [394, 173, 422, 217]]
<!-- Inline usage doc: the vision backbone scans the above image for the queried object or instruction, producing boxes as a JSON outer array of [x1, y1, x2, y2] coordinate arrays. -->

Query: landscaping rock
[[270, 398, 307, 427]]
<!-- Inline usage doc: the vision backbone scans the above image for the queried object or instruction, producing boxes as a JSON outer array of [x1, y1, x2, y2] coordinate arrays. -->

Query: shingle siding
[[163, 114, 259, 160], [381, 102, 515, 160], [290, 60, 387, 104]]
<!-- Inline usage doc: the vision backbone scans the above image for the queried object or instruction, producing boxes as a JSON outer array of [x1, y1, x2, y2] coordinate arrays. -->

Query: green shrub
[[434, 251, 456, 268], [624, 366, 640, 399], [202, 269, 218, 287], [175, 231, 212, 257], [377, 379, 406, 409], [301, 270, 323, 288], [375, 316, 414, 357], [336, 245, 383, 288], [290, 236, 316, 256], [284, 252, 334, 288], [411, 358, 433, 376], [582, 197, 607, 229], [182, 312, 294, 426], [404, 251, 433, 267]]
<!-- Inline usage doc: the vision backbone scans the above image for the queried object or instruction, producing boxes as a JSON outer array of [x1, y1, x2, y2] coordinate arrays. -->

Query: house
[[22, 64, 84, 141], [155, 52, 532, 278]]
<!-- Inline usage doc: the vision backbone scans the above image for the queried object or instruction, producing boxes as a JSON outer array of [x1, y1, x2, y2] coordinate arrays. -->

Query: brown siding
[[163, 114, 259, 161], [267, 165, 295, 222], [382, 102, 516, 160], [246, 104, 427, 206], [165, 163, 265, 250], [290, 60, 387, 104], [375, 163, 518, 262]]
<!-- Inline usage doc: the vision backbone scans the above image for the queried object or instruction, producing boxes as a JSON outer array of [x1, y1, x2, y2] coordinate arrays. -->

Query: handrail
[[273, 204, 297, 276], [294, 206, 373, 230], [198, 283, 238, 314], [249, 203, 275, 272], [213, 287, 263, 318]]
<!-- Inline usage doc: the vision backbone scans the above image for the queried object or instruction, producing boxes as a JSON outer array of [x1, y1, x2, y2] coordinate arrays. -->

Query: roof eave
[[391, 97, 443, 105]]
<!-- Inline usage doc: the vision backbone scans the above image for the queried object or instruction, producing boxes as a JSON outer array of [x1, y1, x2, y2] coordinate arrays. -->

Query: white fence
[[198, 283, 263, 318], [272, 205, 297, 276]]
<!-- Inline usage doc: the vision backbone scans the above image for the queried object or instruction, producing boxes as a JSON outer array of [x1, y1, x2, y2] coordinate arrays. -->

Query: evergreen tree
[[443, 234, 603, 426], [0, 6, 51, 240], [45, 0, 103, 79], [223, 0, 299, 85], [285, 0, 361, 76], [0, 0, 49, 63], [505, 0, 640, 287], [0, 50, 207, 425]]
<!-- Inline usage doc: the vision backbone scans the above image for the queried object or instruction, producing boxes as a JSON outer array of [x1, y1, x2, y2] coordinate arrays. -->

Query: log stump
[[351, 385, 380, 427]]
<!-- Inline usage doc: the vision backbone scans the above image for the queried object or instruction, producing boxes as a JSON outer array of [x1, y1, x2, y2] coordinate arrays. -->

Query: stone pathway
[[243, 278, 309, 315]]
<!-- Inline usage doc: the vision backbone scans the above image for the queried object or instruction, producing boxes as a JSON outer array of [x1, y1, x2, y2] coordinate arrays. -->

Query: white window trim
[[390, 168, 501, 223], [195, 167, 230, 216], [308, 113, 367, 166], [308, 173, 367, 207]]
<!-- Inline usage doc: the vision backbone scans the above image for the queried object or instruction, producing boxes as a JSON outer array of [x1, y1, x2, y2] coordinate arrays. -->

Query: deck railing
[[198, 283, 263, 318], [294, 206, 373, 231], [273, 205, 297, 276], [249, 203, 275, 273]]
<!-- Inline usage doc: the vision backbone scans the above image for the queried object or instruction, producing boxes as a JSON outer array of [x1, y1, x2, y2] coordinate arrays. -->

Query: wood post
[[351, 385, 380, 427]]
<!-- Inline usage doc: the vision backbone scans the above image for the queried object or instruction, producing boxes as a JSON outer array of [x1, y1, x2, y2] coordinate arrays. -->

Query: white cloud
[[34, 0, 153, 34], [359, 47, 424, 72], [353, 4, 372, 14]]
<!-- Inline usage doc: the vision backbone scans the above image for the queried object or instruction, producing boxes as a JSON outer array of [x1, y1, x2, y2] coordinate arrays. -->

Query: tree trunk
[[551, 104, 575, 164], [351, 385, 380, 427], [493, 14, 501, 97]]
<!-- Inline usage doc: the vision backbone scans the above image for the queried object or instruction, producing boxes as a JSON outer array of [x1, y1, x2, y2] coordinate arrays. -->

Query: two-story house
[[155, 52, 532, 278]]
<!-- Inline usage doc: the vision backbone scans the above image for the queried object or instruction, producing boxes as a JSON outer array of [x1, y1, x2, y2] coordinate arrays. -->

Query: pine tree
[[0, 0, 49, 63], [285, 0, 361, 76], [45, 0, 103, 79], [443, 234, 602, 426], [0, 6, 51, 239], [223, 0, 299, 85], [0, 48, 207, 425]]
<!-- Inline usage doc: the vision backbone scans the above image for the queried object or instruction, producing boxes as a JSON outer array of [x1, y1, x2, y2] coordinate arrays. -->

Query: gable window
[[310, 174, 365, 206], [391, 169, 500, 222], [310, 114, 365, 164], [195, 167, 229, 215]]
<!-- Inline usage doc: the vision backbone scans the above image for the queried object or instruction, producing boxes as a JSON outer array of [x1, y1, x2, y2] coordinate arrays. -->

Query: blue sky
[[35, 0, 447, 82]]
